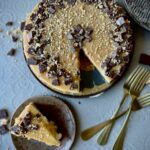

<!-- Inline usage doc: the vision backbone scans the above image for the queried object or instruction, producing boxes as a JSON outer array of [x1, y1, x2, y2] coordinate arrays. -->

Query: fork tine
[[137, 73, 150, 93], [138, 93, 150, 102], [126, 66, 143, 87], [134, 71, 150, 93], [131, 68, 149, 92], [125, 65, 141, 84]]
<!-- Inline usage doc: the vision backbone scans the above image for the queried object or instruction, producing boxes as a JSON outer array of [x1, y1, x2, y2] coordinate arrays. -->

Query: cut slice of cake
[[11, 103, 62, 147]]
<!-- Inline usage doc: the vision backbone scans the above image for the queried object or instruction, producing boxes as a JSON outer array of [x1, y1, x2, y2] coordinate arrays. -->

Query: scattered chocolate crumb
[[139, 53, 150, 65], [7, 48, 16, 56], [27, 57, 39, 65], [12, 35, 19, 42], [0, 125, 9, 135], [0, 109, 8, 119], [64, 76, 73, 85], [78, 101, 81, 104], [6, 21, 13, 26], [20, 21, 26, 31], [0, 29, 3, 33]]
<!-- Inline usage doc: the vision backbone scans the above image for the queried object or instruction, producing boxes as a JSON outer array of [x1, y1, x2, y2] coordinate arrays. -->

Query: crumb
[[7, 48, 17, 56], [6, 21, 14, 26], [78, 101, 81, 104]]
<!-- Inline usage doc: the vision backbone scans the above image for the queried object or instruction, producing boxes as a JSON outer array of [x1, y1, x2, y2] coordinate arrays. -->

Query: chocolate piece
[[139, 54, 150, 65], [48, 5, 56, 14], [11, 125, 21, 135], [28, 47, 36, 55], [7, 48, 16, 56], [36, 114, 41, 118], [0, 125, 9, 135], [30, 13, 37, 21], [6, 21, 13, 26], [52, 78, 60, 86], [25, 24, 33, 31], [64, 76, 73, 85], [39, 63, 47, 73], [20, 21, 26, 31], [0, 109, 8, 119], [27, 57, 39, 65], [123, 55, 130, 63], [70, 83, 78, 90], [27, 124, 39, 130], [12, 35, 18, 42], [22, 113, 32, 127], [67, 0, 76, 6]]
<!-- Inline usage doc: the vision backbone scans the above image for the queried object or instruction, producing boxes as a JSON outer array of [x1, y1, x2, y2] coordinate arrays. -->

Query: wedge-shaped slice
[[11, 103, 61, 146]]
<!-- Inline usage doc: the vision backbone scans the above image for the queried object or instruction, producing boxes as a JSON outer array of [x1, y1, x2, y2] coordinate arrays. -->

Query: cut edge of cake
[[11, 103, 62, 147]]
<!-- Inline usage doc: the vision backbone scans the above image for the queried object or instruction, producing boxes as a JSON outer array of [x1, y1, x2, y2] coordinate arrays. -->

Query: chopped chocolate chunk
[[0, 109, 8, 119], [122, 55, 130, 63], [20, 21, 26, 31], [12, 35, 18, 42], [48, 5, 56, 14], [39, 63, 47, 73], [27, 57, 39, 65], [28, 47, 36, 55], [67, 0, 76, 6], [52, 78, 60, 86], [28, 124, 39, 130], [11, 125, 26, 134], [25, 24, 33, 31], [22, 113, 32, 127], [7, 48, 16, 56], [0, 125, 9, 135], [64, 76, 73, 85], [36, 114, 41, 118], [139, 54, 150, 65], [6, 21, 13, 26], [30, 13, 37, 21], [70, 83, 78, 90], [116, 17, 125, 26]]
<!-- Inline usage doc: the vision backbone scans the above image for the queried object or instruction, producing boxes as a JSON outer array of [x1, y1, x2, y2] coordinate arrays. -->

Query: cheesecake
[[11, 103, 62, 146], [23, 0, 133, 94]]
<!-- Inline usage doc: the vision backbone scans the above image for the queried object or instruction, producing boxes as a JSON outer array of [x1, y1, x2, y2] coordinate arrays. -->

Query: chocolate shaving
[[39, 63, 47, 73], [70, 83, 78, 90], [12, 35, 19, 42]]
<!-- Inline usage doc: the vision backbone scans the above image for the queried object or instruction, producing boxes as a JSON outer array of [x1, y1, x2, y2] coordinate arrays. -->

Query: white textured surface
[[0, 0, 150, 150]]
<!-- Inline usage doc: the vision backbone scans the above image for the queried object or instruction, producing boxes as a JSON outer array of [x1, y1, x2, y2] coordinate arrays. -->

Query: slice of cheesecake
[[11, 103, 62, 147]]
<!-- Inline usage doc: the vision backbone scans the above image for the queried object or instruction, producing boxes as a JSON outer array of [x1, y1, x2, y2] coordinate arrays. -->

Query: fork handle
[[97, 90, 128, 145], [112, 105, 132, 150]]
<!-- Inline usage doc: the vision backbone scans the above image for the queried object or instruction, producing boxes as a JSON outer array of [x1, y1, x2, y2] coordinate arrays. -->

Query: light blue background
[[0, 0, 150, 150]]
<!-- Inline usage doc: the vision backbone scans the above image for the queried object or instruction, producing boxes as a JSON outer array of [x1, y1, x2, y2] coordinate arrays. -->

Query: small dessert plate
[[10, 96, 76, 150]]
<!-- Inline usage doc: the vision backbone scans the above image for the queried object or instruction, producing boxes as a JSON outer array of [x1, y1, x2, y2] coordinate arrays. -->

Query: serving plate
[[11, 96, 76, 150]]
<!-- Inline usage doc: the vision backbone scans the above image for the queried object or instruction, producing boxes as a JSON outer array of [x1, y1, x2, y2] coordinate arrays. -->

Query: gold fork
[[112, 67, 150, 150], [80, 93, 150, 141], [97, 65, 145, 145]]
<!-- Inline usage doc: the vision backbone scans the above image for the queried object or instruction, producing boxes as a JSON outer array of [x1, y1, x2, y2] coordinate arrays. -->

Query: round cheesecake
[[23, 0, 133, 95]]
